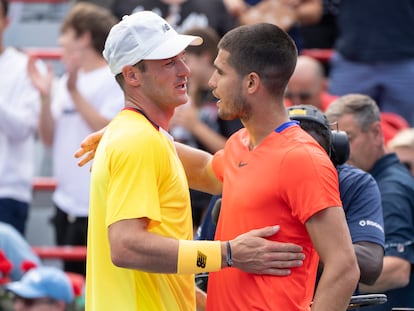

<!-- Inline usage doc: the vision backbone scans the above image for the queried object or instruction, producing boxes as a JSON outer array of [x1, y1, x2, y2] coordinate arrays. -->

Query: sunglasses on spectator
[[285, 91, 313, 101], [14, 296, 57, 307]]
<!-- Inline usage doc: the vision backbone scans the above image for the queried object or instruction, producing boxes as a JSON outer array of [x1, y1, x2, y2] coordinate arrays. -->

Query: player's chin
[[218, 108, 237, 121], [173, 94, 189, 105]]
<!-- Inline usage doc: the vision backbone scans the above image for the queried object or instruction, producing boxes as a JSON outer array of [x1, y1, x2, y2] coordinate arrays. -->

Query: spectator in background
[[27, 2, 124, 276], [170, 26, 243, 232], [387, 128, 414, 176], [284, 55, 337, 111], [0, 0, 46, 236], [0, 221, 41, 282], [222, 0, 323, 52], [5, 266, 74, 311], [326, 94, 414, 310], [287, 105, 384, 290], [328, 0, 414, 126], [285, 55, 409, 146], [111, 0, 236, 38], [300, 0, 340, 50]]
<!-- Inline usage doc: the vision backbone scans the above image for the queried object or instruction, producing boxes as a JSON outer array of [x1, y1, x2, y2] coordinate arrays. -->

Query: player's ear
[[246, 73, 259, 93], [122, 65, 141, 86]]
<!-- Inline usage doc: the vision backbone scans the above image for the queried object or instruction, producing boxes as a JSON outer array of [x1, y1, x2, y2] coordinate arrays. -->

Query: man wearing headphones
[[287, 105, 385, 289]]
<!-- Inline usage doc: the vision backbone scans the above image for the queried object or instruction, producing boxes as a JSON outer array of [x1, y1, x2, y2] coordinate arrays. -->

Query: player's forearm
[[359, 256, 411, 293], [109, 218, 223, 273], [174, 142, 222, 194], [312, 261, 360, 311], [353, 242, 383, 285], [69, 89, 111, 131], [38, 94, 55, 146], [295, 0, 323, 25]]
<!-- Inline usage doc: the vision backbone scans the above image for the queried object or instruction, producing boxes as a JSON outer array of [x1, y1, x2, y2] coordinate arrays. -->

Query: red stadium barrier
[[32, 176, 57, 191], [301, 49, 333, 63], [32, 246, 86, 261], [25, 47, 63, 60]]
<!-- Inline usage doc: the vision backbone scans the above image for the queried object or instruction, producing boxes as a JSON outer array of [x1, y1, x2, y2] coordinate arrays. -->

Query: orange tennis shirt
[[207, 123, 342, 311]]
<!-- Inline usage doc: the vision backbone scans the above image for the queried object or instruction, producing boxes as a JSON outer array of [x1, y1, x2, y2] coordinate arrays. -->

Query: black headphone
[[287, 105, 350, 166]]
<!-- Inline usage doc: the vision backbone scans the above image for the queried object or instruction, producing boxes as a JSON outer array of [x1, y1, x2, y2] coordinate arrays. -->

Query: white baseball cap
[[103, 11, 203, 75]]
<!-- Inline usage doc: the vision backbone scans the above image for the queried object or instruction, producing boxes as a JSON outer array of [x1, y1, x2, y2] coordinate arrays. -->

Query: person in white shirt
[[27, 2, 124, 275], [0, 0, 46, 236]]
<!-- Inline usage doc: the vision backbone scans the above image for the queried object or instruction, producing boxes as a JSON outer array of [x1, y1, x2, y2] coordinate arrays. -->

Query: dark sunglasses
[[285, 91, 313, 101]]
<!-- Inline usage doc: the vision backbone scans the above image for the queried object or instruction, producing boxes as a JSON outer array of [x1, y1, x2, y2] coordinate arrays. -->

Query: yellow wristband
[[177, 240, 222, 274]]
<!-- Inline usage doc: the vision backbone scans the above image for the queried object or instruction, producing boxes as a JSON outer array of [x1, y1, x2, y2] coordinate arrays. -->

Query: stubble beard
[[218, 88, 249, 121]]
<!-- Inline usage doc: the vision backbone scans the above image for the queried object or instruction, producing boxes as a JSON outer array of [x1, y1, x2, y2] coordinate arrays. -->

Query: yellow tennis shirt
[[85, 109, 195, 310]]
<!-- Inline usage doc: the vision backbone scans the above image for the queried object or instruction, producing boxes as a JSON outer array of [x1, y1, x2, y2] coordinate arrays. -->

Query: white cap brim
[[143, 34, 203, 60]]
